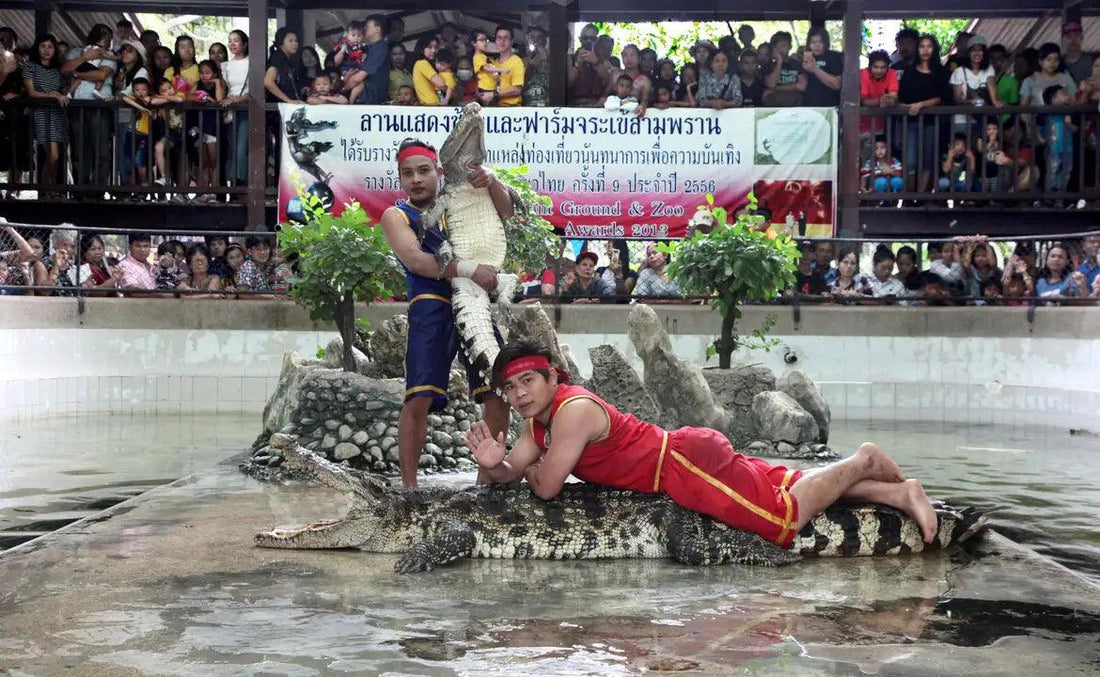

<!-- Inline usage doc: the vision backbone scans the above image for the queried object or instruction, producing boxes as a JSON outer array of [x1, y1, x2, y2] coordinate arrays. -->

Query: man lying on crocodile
[[379, 137, 513, 488], [467, 339, 940, 550]]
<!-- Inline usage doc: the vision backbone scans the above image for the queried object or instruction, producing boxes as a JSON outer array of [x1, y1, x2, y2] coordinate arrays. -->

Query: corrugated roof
[[967, 16, 1100, 53], [0, 10, 128, 48]]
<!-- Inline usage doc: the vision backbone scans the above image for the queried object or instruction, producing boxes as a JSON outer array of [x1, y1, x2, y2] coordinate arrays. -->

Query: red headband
[[397, 146, 437, 165], [500, 355, 571, 383]]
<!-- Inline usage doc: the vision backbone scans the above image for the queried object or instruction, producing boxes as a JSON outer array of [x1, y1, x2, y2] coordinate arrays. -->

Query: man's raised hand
[[465, 420, 506, 468]]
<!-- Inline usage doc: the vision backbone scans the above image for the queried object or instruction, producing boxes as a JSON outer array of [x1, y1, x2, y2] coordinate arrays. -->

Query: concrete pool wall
[[1, 297, 1097, 429]]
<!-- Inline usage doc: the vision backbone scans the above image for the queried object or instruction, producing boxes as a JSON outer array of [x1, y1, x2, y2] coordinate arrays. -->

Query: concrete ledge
[[1, 297, 1097, 339]]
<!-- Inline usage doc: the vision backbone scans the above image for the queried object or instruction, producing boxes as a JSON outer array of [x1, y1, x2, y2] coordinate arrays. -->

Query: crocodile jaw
[[255, 516, 377, 550]]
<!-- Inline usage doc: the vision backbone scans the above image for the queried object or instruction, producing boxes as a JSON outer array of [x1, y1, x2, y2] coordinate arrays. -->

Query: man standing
[[490, 26, 525, 107], [802, 26, 842, 108], [379, 138, 512, 488], [359, 14, 391, 104], [468, 340, 939, 549], [1061, 21, 1092, 84]]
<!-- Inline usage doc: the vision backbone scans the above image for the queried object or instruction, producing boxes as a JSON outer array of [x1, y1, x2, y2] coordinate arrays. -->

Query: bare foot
[[857, 443, 906, 483], [902, 479, 939, 543]]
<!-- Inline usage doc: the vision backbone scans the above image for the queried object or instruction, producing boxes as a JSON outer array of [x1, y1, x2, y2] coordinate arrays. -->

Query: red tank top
[[530, 384, 667, 493]]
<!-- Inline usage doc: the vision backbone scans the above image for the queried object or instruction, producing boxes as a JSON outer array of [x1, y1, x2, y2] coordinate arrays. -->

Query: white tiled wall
[[1, 327, 1097, 428]]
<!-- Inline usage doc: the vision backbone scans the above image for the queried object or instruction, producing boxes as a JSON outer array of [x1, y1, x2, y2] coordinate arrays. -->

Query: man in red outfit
[[468, 339, 939, 548]]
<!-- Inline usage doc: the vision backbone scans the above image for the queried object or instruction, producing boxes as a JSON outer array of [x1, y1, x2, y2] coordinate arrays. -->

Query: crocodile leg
[[394, 522, 477, 573], [451, 276, 500, 384], [664, 506, 800, 567]]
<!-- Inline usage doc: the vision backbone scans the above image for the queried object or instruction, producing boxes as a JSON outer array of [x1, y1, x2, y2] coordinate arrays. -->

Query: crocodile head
[[438, 102, 486, 184], [254, 436, 390, 549]]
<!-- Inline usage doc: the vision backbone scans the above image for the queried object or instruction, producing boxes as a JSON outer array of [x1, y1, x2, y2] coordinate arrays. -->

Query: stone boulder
[[778, 370, 831, 443], [586, 344, 659, 423], [627, 304, 730, 432], [322, 337, 375, 375], [701, 364, 778, 447], [750, 391, 819, 445], [262, 351, 306, 437], [368, 315, 409, 378], [501, 303, 575, 378]]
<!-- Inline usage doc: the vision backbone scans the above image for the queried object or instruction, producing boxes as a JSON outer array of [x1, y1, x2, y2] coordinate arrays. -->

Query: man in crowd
[[1079, 234, 1100, 289], [117, 233, 156, 292], [891, 27, 919, 76], [860, 50, 899, 153], [467, 339, 939, 551], [491, 26, 525, 107], [802, 26, 842, 107], [1061, 21, 1092, 83], [764, 31, 806, 106], [562, 250, 614, 302], [359, 14, 391, 104], [379, 138, 513, 488]]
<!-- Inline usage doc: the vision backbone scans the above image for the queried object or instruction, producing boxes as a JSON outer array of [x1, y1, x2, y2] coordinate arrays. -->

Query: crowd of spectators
[[860, 22, 1100, 201], [2, 223, 1097, 305], [568, 23, 842, 116], [0, 225, 292, 297]]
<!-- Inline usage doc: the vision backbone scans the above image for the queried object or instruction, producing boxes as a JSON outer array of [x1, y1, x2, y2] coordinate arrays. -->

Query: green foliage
[[662, 192, 797, 368], [492, 165, 559, 274], [315, 346, 327, 360], [899, 19, 973, 55], [278, 197, 405, 326]]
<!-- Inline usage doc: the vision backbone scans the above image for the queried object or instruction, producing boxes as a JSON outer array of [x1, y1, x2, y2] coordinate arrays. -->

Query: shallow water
[[827, 420, 1100, 585], [0, 413, 256, 548]]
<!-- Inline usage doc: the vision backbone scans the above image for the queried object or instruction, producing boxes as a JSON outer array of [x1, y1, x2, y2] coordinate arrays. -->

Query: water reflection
[[828, 421, 1100, 584]]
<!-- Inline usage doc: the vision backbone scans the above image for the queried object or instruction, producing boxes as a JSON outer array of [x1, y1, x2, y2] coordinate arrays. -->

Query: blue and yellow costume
[[394, 200, 502, 411]]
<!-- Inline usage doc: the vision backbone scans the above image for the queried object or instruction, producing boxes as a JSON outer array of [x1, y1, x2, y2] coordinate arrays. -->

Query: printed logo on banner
[[277, 105, 838, 238]]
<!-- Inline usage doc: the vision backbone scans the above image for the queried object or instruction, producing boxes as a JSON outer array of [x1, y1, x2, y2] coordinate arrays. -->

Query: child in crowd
[[150, 78, 187, 192], [120, 77, 153, 185], [939, 133, 976, 192], [456, 56, 477, 103], [1041, 85, 1076, 198], [334, 21, 369, 105], [1001, 253, 1035, 304], [435, 49, 457, 104], [862, 136, 904, 193], [603, 74, 639, 112], [979, 278, 1003, 305], [470, 29, 509, 105], [306, 73, 348, 104], [391, 84, 416, 105], [71, 42, 119, 99], [193, 60, 225, 203], [650, 84, 675, 109]]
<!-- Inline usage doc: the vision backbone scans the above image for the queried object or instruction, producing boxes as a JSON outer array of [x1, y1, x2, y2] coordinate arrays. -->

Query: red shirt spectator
[[860, 52, 899, 135]]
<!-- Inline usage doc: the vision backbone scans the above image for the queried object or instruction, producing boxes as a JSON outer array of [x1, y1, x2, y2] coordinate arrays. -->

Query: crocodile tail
[[452, 277, 499, 386]]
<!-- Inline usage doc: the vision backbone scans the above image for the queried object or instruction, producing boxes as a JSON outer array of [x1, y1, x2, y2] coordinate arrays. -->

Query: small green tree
[[278, 195, 405, 372], [662, 193, 798, 369], [493, 165, 559, 275]]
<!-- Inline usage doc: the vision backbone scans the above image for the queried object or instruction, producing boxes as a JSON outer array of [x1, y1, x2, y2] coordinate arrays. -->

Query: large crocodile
[[255, 435, 987, 573], [421, 102, 524, 384]]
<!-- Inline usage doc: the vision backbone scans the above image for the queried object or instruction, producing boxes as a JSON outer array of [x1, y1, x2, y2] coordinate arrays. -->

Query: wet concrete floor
[[1, 462, 1098, 676]]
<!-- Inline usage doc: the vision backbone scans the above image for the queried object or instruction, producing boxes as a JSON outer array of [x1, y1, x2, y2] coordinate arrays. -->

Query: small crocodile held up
[[421, 102, 525, 385], [255, 435, 988, 573]]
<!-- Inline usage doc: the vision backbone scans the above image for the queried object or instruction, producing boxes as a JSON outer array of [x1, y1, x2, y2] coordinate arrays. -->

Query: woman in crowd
[[411, 36, 447, 105], [114, 40, 147, 188], [47, 228, 78, 294], [219, 29, 250, 195], [633, 243, 682, 299], [1035, 243, 1086, 299], [455, 55, 477, 103], [696, 50, 741, 109], [222, 243, 245, 292], [299, 46, 322, 97], [653, 58, 677, 98], [829, 249, 860, 297], [193, 59, 224, 202], [77, 233, 122, 292], [164, 35, 199, 90], [149, 45, 172, 85], [179, 243, 223, 298], [856, 246, 906, 298], [523, 26, 550, 107], [898, 34, 948, 193], [691, 40, 714, 75], [208, 42, 228, 64], [617, 44, 652, 116], [675, 63, 698, 104], [388, 43, 412, 101], [22, 34, 69, 192], [961, 238, 1002, 298], [949, 35, 1001, 135], [568, 40, 608, 106], [264, 27, 304, 103]]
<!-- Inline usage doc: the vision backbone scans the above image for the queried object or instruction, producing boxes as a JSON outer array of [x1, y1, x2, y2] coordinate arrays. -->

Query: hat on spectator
[[693, 39, 717, 53], [121, 39, 146, 60], [966, 35, 988, 49], [1063, 21, 1084, 35], [576, 250, 599, 266]]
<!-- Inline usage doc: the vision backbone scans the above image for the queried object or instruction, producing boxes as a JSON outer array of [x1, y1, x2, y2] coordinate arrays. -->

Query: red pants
[[656, 427, 802, 548]]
